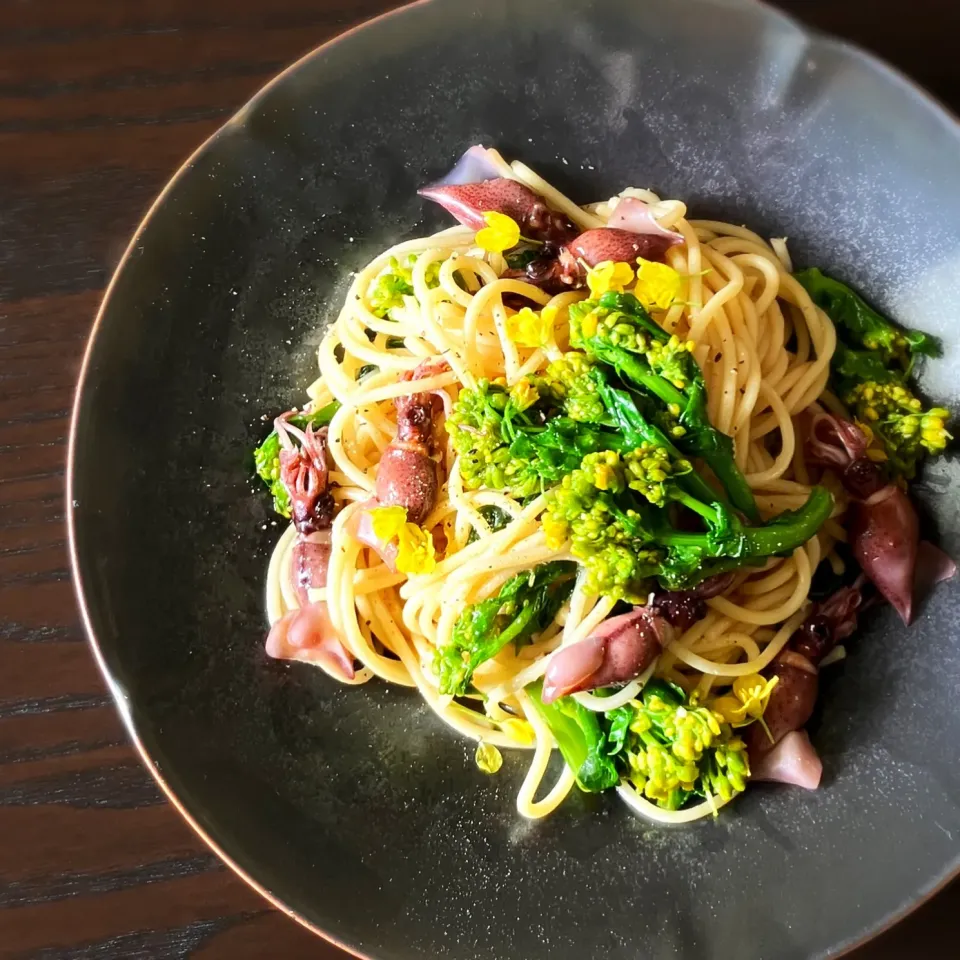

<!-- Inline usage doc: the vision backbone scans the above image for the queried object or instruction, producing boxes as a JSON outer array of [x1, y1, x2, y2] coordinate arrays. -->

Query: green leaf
[[504, 246, 541, 271], [605, 705, 634, 757], [435, 562, 576, 696], [831, 343, 903, 387], [583, 338, 760, 521], [526, 681, 620, 792]]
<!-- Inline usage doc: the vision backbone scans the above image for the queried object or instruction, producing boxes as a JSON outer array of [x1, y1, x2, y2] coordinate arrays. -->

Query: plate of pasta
[[69, 1, 960, 958], [259, 141, 955, 825]]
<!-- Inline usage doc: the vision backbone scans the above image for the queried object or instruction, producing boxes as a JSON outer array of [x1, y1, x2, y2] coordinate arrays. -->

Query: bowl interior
[[70, 1, 960, 958]]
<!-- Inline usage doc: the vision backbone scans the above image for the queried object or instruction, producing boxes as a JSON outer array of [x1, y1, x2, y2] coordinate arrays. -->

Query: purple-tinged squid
[[541, 574, 733, 703], [744, 582, 865, 790], [808, 413, 955, 623], [419, 173, 579, 247], [275, 414, 335, 535], [266, 531, 356, 680], [351, 360, 449, 567], [266, 423, 355, 678], [419, 147, 684, 292], [373, 359, 447, 525]]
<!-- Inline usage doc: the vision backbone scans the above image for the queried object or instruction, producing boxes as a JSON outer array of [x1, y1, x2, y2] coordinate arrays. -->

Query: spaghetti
[[256, 147, 952, 823]]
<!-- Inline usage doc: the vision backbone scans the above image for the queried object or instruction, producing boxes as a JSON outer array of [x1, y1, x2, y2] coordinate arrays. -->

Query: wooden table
[[1, 1, 957, 956]]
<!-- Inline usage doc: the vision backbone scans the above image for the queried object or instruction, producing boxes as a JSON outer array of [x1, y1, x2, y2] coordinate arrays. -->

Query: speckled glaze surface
[[69, 1, 960, 958]]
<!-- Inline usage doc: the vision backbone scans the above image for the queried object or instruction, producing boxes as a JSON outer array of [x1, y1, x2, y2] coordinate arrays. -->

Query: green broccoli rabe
[[526, 680, 620, 792], [253, 401, 341, 517], [831, 343, 900, 387], [446, 377, 626, 499], [800, 271, 951, 477], [569, 292, 760, 522], [845, 380, 951, 478], [795, 267, 938, 367], [367, 254, 440, 319], [543, 448, 832, 597], [588, 364, 728, 507], [533, 352, 606, 423], [606, 679, 749, 810], [466, 504, 513, 544], [435, 562, 575, 696]]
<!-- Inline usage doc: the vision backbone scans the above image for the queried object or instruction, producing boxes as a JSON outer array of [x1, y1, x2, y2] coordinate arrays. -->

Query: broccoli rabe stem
[[592, 370, 723, 507], [526, 680, 619, 792], [588, 340, 760, 521], [545, 448, 832, 596], [658, 485, 833, 557]]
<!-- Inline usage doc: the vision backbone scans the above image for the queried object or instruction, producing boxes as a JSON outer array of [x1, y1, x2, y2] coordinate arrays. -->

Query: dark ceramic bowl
[[68, 1, 960, 957]]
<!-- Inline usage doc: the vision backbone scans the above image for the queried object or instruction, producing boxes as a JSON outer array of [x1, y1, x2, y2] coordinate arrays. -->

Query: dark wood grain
[[0, 1, 957, 956]]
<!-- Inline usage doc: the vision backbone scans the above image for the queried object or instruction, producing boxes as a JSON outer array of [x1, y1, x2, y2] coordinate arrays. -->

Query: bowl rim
[[65, 1, 960, 957]]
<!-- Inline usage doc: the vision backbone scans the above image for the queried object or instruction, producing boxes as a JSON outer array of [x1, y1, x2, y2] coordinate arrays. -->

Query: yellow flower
[[369, 505, 408, 542], [506, 304, 558, 348], [396, 522, 437, 575], [634, 258, 682, 311], [509, 378, 540, 411], [710, 673, 779, 727], [586, 260, 635, 299], [499, 718, 536, 745], [475, 211, 521, 253], [475, 741, 503, 774]]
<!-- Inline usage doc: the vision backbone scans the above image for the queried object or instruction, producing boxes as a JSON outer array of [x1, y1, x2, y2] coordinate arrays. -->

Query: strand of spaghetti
[[328, 524, 414, 685], [446, 459, 488, 544], [439, 255, 492, 307], [361, 592, 525, 747], [339, 312, 420, 370], [561, 578, 591, 645], [707, 547, 811, 624], [514, 689, 577, 819], [744, 382, 796, 485], [738, 557, 799, 596], [399, 495, 547, 594], [731, 252, 782, 319], [465, 278, 551, 380], [617, 782, 731, 823], [265, 523, 298, 623], [464, 488, 524, 519], [481, 652, 555, 702], [573, 659, 658, 712], [667, 608, 807, 678], [326, 404, 375, 490], [509, 161, 604, 231], [446, 536, 562, 586], [567, 594, 617, 646], [317, 332, 359, 404], [689, 631, 762, 660], [758, 301, 787, 377]]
